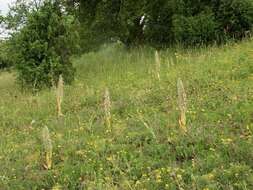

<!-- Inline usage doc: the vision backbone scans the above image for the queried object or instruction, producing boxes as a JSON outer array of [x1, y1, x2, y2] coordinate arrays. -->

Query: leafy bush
[[14, 1, 78, 90], [215, 0, 253, 39], [173, 11, 218, 45], [0, 41, 14, 69], [76, 0, 253, 48], [0, 55, 9, 69], [144, 1, 174, 47]]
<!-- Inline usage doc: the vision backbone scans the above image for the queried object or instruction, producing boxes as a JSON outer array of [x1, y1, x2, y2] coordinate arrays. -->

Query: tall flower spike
[[177, 78, 187, 133], [103, 88, 111, 128], [56, 75, 64, 117], [42, 126, 53, 170], [155, 51, 161, 81]]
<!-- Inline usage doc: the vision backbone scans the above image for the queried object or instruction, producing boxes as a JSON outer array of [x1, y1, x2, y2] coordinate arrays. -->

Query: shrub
[[0, 56, 9, 69], [151, 0, 253, 46], [14, 1, 78, 90], [173, 11, 218, 45], [0, 50, 9, 69], [0, 41, 14, 69], [215, 0, 253, 39], [76, 0, 253, 48], [144, 0, 174, 47]]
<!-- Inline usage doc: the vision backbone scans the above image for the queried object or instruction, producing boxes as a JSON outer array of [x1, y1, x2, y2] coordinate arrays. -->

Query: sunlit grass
[[0, 39, 253, 189]]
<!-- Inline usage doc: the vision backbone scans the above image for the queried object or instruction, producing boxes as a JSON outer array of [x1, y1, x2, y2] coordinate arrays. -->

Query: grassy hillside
[[0, 40, 253, 190]]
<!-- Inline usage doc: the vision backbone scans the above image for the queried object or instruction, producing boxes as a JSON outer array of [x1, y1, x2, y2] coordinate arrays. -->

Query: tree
[[12, 0, 78, 90], [0, 40, 15, 69], [75, 0, 253, 49], [76, 0, 147, 50], [0, 15, 3, 24]]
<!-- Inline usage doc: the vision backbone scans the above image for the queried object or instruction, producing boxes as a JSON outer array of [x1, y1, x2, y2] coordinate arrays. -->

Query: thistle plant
[[41, 126, 53, 170], [155, 51, 161, 81], [103, 88, 111, 128], [177, 78, 187, 133], [56, 75, 64, 117]]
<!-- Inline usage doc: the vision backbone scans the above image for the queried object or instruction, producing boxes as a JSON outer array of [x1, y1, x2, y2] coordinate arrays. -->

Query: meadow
[[0, 40, 253, 189]]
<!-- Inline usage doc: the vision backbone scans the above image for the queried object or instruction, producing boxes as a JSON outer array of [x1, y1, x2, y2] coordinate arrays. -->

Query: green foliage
[[0, 15, 3, 23], [76, 0, 100, 52], [145, 0, 253, 46], [13, 1, 78, 90], [117, 0, 146, 47], [76, 0, 253, 49], [215, 0, 253, 39], [4, 0, 35, 31], [78, 0, 122, 51], [0, 41, 14, 69], [144, 0, 174, 47], [173, 11, 218, 45]]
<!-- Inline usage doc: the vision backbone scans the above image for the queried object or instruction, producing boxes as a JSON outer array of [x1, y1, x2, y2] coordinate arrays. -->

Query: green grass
[[0, 40, 253, 190]]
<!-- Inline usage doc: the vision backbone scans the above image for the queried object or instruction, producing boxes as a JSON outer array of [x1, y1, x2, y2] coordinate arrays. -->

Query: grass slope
[[0, 40, 253, 190]]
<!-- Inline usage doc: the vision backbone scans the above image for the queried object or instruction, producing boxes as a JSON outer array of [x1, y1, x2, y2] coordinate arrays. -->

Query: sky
[[0, 0, 14, 15], [0, 0, 14, 38], [0, 0, 13, 15]]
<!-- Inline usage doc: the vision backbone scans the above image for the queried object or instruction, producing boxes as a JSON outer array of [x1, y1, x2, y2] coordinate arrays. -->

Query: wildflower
[[155, 51, 161, 81], [176, 174, 182, 180], [103, 88, 111, 128], [52, 184, 62, 190], [31, 119, 36, 125], [202, 173, 215, 180], [106, 155, 114, 162], [41, 126, 53, 170], [56, 75, 64, 117], [177, 78, 187, 132], [135, 180, 141, 185], [221, 138, 233, 145]]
